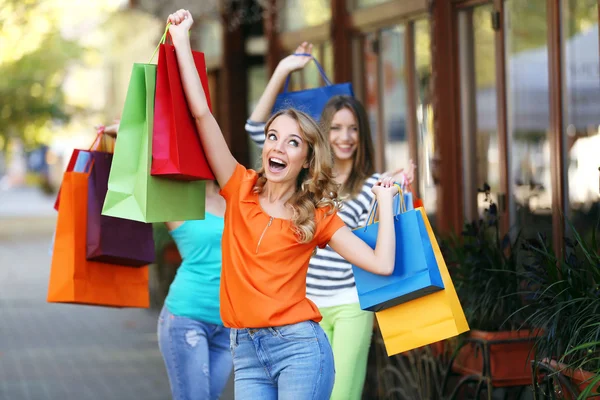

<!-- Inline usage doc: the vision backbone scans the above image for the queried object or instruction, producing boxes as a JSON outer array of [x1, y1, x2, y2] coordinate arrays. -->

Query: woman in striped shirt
[[246, 43, 414, 400]]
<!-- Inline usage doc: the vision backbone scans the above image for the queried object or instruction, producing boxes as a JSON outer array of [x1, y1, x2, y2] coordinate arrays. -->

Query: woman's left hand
[[167, 9, 194, 41], [371, 176, 399, 199]]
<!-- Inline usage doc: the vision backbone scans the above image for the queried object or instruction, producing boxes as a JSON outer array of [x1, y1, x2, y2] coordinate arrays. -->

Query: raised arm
[[248, 42, 314, 123], [328, 177, 398, 276], [168, 10, 236, 187]]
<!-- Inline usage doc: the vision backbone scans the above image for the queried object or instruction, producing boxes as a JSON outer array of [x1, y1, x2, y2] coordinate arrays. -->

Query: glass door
[[457, 3, 503, 223]]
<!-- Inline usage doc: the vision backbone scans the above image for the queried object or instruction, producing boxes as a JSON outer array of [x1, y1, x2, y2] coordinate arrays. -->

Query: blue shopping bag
[[352, 193, 444, 312], [272, 54, 354, 121]]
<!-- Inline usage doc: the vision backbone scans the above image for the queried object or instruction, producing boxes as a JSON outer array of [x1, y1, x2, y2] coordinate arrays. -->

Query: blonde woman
[[247, 46, 415, 399], [167, 9, 400, 399]]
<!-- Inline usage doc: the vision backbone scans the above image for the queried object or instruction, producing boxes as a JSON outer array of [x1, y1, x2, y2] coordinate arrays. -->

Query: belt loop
[[231, 328, 238, 346]]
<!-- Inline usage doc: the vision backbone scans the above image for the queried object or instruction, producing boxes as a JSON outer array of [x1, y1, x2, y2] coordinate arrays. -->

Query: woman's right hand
[[167, 9, 194, 42], [276, 42, 314, 75]]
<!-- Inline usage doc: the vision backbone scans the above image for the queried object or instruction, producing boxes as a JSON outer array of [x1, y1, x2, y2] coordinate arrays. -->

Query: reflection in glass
[[505, 0, 553, 240], [381, 26, 410, 174], [414, 19, 437, 226], [563, 0, 599, 242], [282, 0, 331, 32]]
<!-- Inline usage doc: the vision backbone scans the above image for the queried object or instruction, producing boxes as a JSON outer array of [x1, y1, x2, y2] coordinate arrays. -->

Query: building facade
[[131, 0, 600, 252]]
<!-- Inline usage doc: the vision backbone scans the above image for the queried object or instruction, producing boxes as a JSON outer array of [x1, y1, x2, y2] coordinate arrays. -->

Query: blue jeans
[[158, 306, 232, 400], [230, 320, 335, 400]]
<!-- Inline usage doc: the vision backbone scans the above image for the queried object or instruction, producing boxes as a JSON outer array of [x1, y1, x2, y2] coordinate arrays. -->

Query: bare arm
[[248, 43, 314, 123], [168, 10, 236, 187], [328, 179, 398, 276]]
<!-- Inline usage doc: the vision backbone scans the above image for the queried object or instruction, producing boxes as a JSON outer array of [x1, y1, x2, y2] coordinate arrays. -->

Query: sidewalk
[[0, 186, 56, 237], [0, 187, 235, 399]]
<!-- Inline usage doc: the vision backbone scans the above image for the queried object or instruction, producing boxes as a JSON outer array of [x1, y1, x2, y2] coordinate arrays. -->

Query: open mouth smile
[[268, 157, 288, 173]]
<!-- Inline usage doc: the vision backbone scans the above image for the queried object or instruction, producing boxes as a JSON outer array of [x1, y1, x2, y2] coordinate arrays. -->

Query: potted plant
[[517, 221, 600, 399], [440, 184, 539, 388]]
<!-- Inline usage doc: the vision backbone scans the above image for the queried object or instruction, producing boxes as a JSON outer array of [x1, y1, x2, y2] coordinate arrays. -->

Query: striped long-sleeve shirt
[[246, 120, 380, 308]]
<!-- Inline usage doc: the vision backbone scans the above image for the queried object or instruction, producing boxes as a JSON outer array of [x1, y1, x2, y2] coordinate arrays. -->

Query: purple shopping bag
[[86, 151, 155, 266]]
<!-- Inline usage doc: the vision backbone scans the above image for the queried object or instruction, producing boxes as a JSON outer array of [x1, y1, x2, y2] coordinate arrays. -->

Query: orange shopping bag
[[47, 168, 149, 307], [375, 207, 469, 356]]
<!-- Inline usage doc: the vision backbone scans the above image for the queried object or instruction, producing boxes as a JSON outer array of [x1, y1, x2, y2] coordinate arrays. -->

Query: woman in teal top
[[157, 180, 231, 400]]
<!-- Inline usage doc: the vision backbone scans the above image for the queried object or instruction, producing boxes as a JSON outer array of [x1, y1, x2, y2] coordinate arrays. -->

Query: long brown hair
[[320, 95, 376, 197], [253, 109, 341, 243]]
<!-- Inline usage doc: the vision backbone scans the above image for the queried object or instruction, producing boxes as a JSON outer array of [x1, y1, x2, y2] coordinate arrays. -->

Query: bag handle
[[282, 53, 333, 93], [88, 126, 105, 151], [149, 23, 171, 64], [362, 183, 405, 231]]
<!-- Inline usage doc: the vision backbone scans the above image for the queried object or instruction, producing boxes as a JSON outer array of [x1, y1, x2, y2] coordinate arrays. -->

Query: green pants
[[319, 302, 374, 400]]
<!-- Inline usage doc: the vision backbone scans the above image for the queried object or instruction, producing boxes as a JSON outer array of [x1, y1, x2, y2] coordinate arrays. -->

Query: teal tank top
[[164, 213, 224, 325]]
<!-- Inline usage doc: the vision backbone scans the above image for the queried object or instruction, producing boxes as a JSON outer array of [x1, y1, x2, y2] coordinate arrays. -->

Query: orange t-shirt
[[219, 164, 345, 328]]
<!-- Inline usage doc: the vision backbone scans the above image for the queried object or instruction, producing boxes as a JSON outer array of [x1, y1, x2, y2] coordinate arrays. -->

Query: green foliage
[[0, 31, 83, 142], [442, 184, 526, 331], [0, 0, 83, 147], [517, 218, 600, 375]]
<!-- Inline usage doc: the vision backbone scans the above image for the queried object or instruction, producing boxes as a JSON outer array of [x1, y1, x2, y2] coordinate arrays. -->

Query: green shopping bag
[[102, 63, 205, 223]]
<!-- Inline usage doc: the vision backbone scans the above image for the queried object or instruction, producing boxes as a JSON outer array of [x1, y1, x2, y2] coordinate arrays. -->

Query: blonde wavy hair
[[253, 109, 341, 243]]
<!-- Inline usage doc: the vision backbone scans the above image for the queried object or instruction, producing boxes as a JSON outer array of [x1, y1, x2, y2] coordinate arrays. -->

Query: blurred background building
[[0, 0, 598, 254], [134, 0, 600, 253]]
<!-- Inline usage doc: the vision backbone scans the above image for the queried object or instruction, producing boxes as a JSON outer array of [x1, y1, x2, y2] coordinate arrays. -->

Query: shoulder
[[220, 164, 259, 200]]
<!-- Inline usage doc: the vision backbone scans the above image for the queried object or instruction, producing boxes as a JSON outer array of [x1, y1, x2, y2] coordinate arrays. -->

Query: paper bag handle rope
[[362, 183, 405, 231], [149, 23, 171, 64], [283, 53, 333, 93], [88, 126, 106, 151]]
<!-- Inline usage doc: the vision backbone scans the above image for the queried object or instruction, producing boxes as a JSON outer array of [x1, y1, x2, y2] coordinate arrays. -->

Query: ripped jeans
[[158, 306, 232, 400]]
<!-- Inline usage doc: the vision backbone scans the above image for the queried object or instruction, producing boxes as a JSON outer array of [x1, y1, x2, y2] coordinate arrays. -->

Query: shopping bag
[[151, 25, 214, 181], [47, 168, 149, 307], [272, 54, 354, 122], [86, 150, 155, 266], [406, 181, 423, 209], [352, 193, 444, 311], [53, 126, 113, 211], [101, 62, 206, 223], [403, 192, 414, 211], [375, 207, 469, 356]]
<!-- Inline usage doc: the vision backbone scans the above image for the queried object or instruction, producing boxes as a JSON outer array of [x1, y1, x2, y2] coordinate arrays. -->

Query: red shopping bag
[[151, 35, 215, 181]]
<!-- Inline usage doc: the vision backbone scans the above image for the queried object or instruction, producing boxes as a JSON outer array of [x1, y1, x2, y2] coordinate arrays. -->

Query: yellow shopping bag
[[375, 207, 469, 356]]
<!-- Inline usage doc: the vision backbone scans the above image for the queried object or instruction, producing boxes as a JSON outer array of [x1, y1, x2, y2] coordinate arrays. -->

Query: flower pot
[[547, 360, 600, 397], [451, 329, 539, 387]]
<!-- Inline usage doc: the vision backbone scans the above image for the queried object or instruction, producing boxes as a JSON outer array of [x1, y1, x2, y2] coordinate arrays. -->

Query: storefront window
[[458, 5, 500, 221], [247, 65, 267, 167], [282, 0, 331, 32], [364, 33, 380, 145], [303, 46, 324, 88], [562, 0, 599, 242], [505, 0, 553, 240], [414, 19, 436, 226], [381, 25, 410, 174], [323, 41, 334, 81]]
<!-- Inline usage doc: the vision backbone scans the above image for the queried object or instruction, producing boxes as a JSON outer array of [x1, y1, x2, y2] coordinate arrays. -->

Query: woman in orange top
[[168, 9, 399, 399]]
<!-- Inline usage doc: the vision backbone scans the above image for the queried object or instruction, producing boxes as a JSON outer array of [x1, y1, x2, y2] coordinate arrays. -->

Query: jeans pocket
[[274, 321, 318, 342]]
